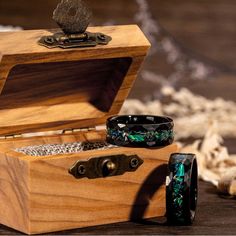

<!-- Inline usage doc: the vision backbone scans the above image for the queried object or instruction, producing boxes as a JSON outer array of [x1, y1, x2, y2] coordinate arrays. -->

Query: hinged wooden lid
[[0, 25, 150, 136]]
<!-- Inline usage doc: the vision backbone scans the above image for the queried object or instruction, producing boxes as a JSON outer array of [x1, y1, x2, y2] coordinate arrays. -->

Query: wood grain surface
[[0, 25, 150, 136], [0, 180, 235, 235], [0, 131, 178, 234]]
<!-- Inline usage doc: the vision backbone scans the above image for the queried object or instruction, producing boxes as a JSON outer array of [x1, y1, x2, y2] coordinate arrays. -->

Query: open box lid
[[0, 25, 150, 137]]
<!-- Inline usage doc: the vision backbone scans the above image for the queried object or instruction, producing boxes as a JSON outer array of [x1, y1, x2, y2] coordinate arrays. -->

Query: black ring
[[166, 153, 198, 225], [106, 115, 174, 147]]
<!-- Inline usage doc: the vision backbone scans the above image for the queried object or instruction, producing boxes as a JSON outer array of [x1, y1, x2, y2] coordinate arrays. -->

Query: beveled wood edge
[[0, 55, 11, 94]]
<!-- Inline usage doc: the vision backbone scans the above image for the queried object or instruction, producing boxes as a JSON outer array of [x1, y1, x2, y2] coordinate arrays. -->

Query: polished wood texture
[[0, 25, 150, 136], [0, 131, 178, 234]]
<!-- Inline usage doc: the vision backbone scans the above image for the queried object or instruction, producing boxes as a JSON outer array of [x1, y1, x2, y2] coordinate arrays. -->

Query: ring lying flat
[[106, 115, 174, 147], [166, 153, 198, 225]]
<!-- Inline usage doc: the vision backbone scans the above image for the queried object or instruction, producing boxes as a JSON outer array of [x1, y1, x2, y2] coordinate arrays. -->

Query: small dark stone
[[53, 0, 92, 34]]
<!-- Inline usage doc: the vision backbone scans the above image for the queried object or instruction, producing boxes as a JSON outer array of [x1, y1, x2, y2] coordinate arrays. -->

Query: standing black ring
[[166, 153, 198, 225], [106, 115, 174, 147]]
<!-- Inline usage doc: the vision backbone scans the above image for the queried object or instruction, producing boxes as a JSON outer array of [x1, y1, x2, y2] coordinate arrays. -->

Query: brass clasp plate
[[69, 154, 143, 179], [38, 32, 112, 49]]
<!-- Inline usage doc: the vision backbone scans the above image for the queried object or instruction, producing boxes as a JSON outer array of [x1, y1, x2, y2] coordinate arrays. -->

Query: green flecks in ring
[[108, 128, 174, 145], [128, 130, 173, 143], [176, 163, 185, 177], [171, 162, 186, 219], [128, 134, 145, 142]]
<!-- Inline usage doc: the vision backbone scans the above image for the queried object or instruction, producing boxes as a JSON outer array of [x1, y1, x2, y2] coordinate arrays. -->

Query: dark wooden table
[[1, 181, 235, 235]]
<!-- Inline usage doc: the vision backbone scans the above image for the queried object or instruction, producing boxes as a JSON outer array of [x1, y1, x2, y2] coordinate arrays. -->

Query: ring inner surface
[[190, 159, 198, 217], [109, 115, 173, 125]]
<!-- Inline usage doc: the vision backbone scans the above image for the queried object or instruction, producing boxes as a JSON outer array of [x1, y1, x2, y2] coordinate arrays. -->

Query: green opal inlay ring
[[166, 153, 198, 225], [106, 115, 174, 147]]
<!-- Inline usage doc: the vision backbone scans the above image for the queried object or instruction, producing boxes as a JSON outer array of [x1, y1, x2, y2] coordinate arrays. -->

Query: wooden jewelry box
[[0, 25, 178, 234]]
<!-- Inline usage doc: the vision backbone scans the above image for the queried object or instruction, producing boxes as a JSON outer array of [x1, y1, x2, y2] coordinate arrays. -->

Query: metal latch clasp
[[38, 0, 112, 49], [69, 154, 144, 179], [39, 31, 112, 49]]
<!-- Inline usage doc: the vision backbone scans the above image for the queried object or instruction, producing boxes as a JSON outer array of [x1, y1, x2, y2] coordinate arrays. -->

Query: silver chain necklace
[[16, 141, 116, 157]]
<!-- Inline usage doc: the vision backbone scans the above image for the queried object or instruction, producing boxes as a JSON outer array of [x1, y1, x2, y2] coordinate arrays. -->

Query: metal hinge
[[0, 134, 23, 140], [62, 127, 96, 135]]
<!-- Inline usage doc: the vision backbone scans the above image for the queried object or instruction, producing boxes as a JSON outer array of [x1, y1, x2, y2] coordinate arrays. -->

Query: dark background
[[0, 0, 235, 101]]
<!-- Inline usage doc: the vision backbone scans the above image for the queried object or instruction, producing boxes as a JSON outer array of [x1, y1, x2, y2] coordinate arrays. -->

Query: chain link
[[16, 141, 116, 157]]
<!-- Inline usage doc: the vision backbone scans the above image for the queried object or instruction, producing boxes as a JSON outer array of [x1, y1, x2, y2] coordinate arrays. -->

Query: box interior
[[0, 57, 132, 135]]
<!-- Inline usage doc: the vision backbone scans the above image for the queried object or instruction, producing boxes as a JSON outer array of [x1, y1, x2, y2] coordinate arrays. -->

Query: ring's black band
[[166, 153, 198, 225], [106, 115, 174, 147]]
